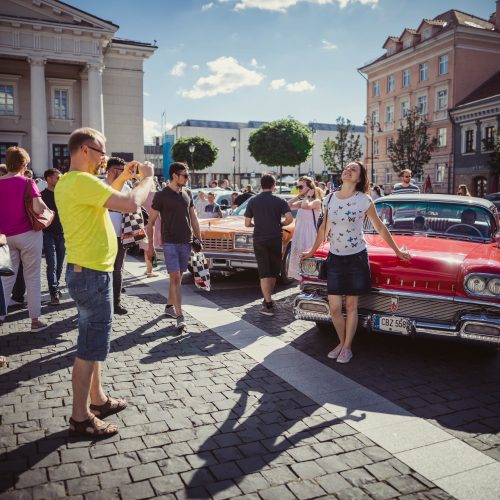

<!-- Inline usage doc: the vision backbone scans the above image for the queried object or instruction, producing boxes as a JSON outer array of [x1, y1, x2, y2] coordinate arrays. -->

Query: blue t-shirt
[[245, 191, 291, 243]]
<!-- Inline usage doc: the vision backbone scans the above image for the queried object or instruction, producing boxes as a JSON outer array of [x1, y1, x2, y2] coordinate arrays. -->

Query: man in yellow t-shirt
[[55, 127, 154, 437]]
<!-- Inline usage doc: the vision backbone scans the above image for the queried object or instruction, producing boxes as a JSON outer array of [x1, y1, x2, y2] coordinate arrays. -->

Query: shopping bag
[[0, 243, 14, 277], [189, 251, 211, 291]]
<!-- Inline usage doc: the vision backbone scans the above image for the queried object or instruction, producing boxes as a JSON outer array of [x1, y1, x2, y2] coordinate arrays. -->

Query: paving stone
[[336, 486, 371, 499], [48, 463, 80, 481], [387, 475, 427, 495], [109, 452, 141, 470], [316, 472, 351, 493], [119, 480, 155, 499], [98, 469, 132, 489], [288, 479, 325, 499], [290, 460, 326, 480], [209, 462, 243, 481], [32, 481, 67, 499], [365, 461, 401, 481], [79, 458, 111, 476], [66, 475, 100, 495], [261, 466, 298, 486], [15, 468, 48, 488], [341, 467, 376, 487], [363, 482, 400, 499], [206, 480, 242, 500], [259, 484, 297, 500], [235, 472, 270, 494], [130, 462, 162, 482]]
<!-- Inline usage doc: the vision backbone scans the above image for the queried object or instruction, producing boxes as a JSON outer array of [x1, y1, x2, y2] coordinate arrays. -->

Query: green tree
[[171, 136, 218, 171], [321, 117, 362, 180], [248, 118, 313, 188], [482, 132, 500, 181], [387, 108, 437, 177]]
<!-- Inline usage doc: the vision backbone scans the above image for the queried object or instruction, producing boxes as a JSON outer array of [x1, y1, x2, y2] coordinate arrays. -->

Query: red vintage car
[[294, 194, 500, 345]]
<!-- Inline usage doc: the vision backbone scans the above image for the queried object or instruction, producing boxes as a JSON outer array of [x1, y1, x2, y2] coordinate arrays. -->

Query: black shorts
[[254, 238, 282, 279], [326, 249, 371, 296]]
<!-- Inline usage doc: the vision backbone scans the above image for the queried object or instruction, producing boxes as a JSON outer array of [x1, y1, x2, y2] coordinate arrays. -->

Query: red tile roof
[[455, 71, 500, 107]]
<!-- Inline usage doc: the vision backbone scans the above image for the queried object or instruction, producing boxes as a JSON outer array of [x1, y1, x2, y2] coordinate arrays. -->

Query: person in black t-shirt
[[232, 185, 255, 208], [245, 174, 293, 316], [146, 162, 202, 332], [41, 168, 65, 305]]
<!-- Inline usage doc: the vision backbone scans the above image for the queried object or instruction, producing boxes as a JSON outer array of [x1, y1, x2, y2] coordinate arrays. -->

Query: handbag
[[24, 179, 54, 231], [0, 243, 14, 277], [121, 210, 146, 248]]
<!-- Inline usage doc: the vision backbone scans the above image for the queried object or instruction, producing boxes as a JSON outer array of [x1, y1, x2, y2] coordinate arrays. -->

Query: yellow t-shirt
[[55, 171, 117, 272]]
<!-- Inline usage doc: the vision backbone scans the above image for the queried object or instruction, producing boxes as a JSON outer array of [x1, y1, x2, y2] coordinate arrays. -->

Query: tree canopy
[[387, 108, 437, 177], [171, 136, 218, 171], [248, 118, 313, 169]]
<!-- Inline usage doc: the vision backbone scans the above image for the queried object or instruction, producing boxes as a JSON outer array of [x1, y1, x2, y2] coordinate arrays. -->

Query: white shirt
[[324, 191, 372, 256], [103, 179, 131, 237]]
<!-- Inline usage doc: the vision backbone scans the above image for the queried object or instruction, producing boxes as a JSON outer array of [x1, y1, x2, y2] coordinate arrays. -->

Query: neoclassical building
[[0, 0, 156, 175]]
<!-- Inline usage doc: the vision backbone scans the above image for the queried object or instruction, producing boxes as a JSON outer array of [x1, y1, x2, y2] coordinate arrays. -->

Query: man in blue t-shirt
[[245, 174, 293, 316]]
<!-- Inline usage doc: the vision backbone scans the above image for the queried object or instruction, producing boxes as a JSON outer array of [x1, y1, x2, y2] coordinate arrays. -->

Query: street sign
[[322, 169, 328, 177]]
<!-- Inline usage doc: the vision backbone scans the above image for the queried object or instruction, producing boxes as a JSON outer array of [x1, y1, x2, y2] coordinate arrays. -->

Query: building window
[[385, 168, 392, 184], [436, 89, 448, 110], [373, 140, 379, 156], [483, 126, 495, 150], [54, 89, 69, 119], [417, 95, 428, 115], [438, 55, 448, 75], [386, 137, 392, 153], [400, 100, 409, 119], [387, 75, 395, 93], [371, 109, 379, 125], [437, 128, 447, 147], [403, 37, 412, 49], [52, 144, 70, 172], [373, 170, 378, 185], [414, 171, 423, 183], [422, 27, 431, 40], [436, 164, 445, 183], [0, 84, 14, 115], [465, 130, 474, 153], [372, 81, 380, 97], [419, 63, 429, 81], [0, 142, 17, 164], [402, 69, 410, 87], [385, 104, 394, 123]]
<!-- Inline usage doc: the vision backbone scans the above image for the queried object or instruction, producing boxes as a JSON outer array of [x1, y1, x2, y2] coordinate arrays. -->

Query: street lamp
[[363, 117, 382, 185], [310, 123, 317, 177], [188, 142, 195, 171], [230, 136, 237, 188]]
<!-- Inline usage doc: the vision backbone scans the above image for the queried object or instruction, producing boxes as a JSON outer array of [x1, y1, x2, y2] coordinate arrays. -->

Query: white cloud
[[192, 64, 200, 70], [250, 57, 266, 69], [270, 79, 286, 90], [143, 91, 150, 96], [143, 118, 162, 144], [179, 56, 264, 99], [270, 78, 315, 92], [223, 0, 377, 13], [286, 80, 315, 92], [170, 61, 187, 77], [201, 2, 214, 11], [322, 39, 337, 50]]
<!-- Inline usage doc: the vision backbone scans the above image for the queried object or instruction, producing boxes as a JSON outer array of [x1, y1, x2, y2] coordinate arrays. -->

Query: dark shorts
[[254, 238, 282, 279], [163, 243, 191, 274], [66, 264, 113, 362], [326, 249, 371, 296]]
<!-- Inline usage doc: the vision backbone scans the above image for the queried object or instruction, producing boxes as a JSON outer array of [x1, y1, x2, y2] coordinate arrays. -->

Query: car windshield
[[364, 200, 496, 241], [231, 196, 298, 218]]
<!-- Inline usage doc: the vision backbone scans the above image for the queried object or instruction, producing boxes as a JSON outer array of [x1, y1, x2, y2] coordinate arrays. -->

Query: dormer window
[[387, 45, 395, 55], [403, 37, 412, 49], [422, 27, 431, 40]]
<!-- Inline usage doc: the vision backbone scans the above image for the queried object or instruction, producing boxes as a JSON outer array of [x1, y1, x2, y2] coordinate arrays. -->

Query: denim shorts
[[326, 249, 371, 296], [66, 264, 113, 362], [163, 243, 192, 273]]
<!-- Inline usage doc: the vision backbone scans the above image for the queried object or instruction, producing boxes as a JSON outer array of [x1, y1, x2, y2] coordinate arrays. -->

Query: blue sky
[[69, 0, 494, 141]]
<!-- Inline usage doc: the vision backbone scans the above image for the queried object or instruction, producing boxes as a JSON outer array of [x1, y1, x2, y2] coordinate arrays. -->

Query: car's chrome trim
[[204, 251, 255, 261]]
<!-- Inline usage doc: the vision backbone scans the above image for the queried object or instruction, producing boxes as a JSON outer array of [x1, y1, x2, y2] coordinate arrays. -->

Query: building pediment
[[0, 0, 118, 34]]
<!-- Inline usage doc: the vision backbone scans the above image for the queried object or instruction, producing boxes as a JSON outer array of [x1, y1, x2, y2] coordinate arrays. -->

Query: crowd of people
[[1, 132, 483, 434]]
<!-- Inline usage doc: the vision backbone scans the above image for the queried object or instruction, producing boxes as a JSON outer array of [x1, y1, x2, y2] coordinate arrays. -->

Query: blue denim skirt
[[326, 249, 371, 296]]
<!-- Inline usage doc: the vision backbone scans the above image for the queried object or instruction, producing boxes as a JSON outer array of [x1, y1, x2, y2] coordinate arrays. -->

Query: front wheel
[[279, 244, 294, 285]]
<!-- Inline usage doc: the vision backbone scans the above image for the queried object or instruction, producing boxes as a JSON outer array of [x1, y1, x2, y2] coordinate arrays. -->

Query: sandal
[[89, 396, 127, 419], [0, 356, 8, 367], [69, 415, 118, 437], [146, 272, 159, 277], [31, 320, 49, 333], [327, 344, 343, 359]]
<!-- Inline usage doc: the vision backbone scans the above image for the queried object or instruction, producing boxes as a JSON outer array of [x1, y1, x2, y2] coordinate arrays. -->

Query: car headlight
[[487, 277, 500, 296], [301, 258, 319, 277], [234, 234, 253, 249], [465, 275, 486, 294]]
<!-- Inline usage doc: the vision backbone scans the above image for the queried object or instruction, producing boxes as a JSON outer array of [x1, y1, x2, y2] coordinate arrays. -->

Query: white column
[[29, 57, 48, 176], [79, 67, 89, 127], [87, 63, 104, 133]]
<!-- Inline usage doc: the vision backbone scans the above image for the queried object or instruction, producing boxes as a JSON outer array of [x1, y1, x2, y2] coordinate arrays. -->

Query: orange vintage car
[[198, 195, 296, 283]]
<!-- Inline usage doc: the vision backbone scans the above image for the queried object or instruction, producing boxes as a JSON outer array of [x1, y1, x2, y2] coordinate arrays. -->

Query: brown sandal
[[69, 415, 118, 437], [89, 396, 127, 419]]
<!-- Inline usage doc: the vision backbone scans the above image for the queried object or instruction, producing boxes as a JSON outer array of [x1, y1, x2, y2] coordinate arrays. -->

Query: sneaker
[[176, 315, 186, 332], [259, 301, 274, 316], [164, 304, 176, 318], [49, 292, 60, 306], [114, 304, 128, 315], [31, 320, 49, 333], [337, 348, 353, 364], [327, 344, 343, 359]]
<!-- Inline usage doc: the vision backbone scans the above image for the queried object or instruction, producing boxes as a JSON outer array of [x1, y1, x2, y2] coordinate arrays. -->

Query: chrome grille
[[301, 283, 499, 324], [202, 238, 233, 251]]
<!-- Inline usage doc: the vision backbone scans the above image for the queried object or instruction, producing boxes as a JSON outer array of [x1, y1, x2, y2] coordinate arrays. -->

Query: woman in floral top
[[301, 161, 411, 364]]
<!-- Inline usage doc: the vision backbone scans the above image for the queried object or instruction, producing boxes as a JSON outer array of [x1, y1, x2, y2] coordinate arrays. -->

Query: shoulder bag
[[24, 179, 54, 231]]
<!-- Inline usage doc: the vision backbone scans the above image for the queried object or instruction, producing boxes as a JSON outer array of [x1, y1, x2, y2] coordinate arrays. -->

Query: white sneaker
[[176, 315, 186, 332]]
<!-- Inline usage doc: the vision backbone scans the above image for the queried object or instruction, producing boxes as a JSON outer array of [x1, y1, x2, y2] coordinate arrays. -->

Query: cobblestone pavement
[[205, 270, 500, 461], [0, 260, 494, 499]]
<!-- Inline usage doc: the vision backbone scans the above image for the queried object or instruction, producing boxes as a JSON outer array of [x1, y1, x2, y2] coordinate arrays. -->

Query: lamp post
[[230, 136, 237, 188], [188, 142, 195, 175], [364, 117, 382, 185], [310, 123, 316, 178]]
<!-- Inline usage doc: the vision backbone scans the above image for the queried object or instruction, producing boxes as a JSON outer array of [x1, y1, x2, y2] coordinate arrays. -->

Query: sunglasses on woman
[[296, 185, 305, 190]]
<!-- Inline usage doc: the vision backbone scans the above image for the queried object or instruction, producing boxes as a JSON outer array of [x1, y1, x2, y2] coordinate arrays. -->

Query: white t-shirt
[[103, 179, 131, 237], [195, 198, 209, 218], [324, 191, 372, 256]]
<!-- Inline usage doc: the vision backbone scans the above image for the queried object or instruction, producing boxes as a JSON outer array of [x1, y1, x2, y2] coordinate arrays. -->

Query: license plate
[[373, 314, 411, 335]]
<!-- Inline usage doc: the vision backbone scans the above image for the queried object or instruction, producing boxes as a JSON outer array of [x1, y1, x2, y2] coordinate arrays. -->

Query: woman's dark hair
[[261, 173, 276, 190], [169, 162, 188, 180], [373, 185, 381, 196], [353, 161, 369, 193]]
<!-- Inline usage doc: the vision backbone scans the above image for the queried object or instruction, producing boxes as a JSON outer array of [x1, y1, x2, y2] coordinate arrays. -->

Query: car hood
[[199, 216, 251, 235], [315, 234, 497, 296]]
